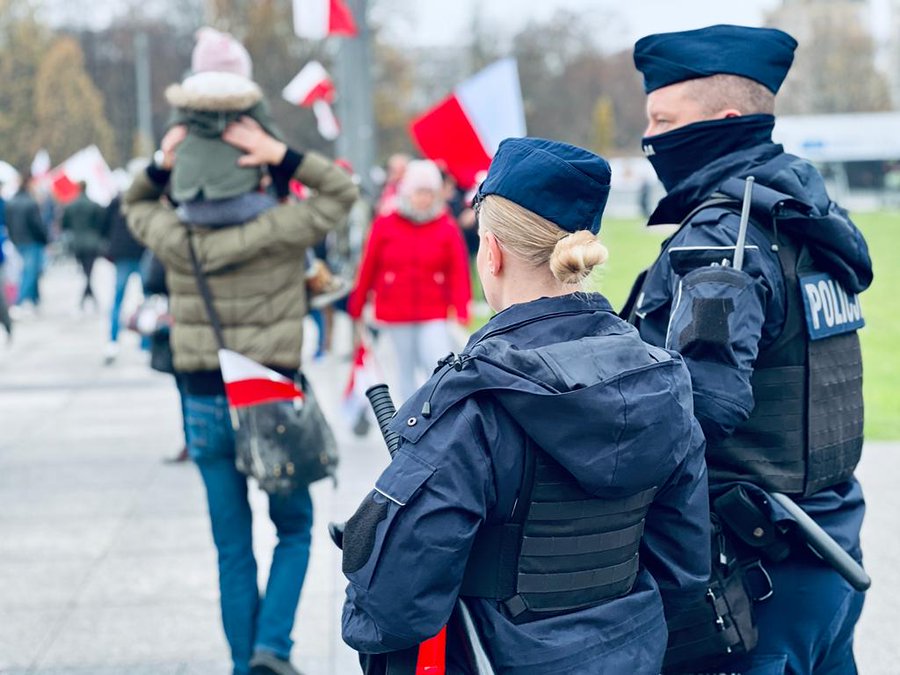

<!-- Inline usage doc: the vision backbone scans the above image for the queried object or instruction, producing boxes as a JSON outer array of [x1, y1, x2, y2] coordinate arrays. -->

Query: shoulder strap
[[186, 229, 227, 351], [679, 195, 741, 225], [623, 195, 740, 323]]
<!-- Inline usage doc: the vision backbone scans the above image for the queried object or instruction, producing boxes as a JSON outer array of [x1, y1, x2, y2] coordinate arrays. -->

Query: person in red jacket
[[348, 159, 471, 402]]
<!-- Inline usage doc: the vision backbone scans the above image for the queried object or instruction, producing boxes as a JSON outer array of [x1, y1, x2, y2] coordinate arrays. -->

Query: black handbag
[[187, 230, 338, 494]]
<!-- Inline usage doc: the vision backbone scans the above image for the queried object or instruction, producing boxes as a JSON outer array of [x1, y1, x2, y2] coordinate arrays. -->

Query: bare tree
[[768, 2, 892, 114]]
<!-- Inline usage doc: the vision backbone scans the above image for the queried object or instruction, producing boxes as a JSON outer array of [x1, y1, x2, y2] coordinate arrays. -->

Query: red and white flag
[[48, 145, 117, 206], [409, 58, 527, 189], [31, 149, 51, 178], [292, 0, 358, 40], [283, 61, 341, 140], [218, 349, 304, 408]]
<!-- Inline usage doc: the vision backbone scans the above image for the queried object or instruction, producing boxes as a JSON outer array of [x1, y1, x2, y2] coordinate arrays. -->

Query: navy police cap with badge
[[476, 137, 611, 235], [634, 24, 797, 94]]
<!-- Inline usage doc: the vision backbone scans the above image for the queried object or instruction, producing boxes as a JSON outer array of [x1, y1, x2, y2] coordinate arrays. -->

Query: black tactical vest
[[709, 212, 863, 496], [631, 195, 864, 497], [459, 439, 656, 624]]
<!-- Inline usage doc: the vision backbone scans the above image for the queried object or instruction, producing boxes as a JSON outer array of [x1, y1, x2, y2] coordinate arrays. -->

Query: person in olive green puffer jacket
[[124, 118, 358, 375], [124, 117, 356, 675]]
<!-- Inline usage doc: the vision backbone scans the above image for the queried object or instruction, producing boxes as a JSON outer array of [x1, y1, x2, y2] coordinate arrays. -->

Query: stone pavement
[[0, 262, 898, 674]]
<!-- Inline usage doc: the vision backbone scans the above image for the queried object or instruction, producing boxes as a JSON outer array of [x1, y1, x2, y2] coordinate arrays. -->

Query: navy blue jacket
[[342, 293, 709, 674], [634, 142, 872, 557], [5, 189, 47, 247]]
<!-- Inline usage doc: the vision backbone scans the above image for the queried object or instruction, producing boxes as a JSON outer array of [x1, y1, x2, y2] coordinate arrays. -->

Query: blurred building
[[774, 111, 900, 209]]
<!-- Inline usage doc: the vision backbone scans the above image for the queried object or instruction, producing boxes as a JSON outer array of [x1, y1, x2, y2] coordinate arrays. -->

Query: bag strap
[[186, 228, 227, 351]]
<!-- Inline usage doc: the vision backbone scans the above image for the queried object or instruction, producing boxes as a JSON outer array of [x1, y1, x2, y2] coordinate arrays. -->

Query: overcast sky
[[373, 0, 894, 51]]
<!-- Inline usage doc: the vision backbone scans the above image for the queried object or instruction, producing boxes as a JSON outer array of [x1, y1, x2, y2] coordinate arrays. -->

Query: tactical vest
[[635, 193, 864, 497], [459, 439, 657, 624]]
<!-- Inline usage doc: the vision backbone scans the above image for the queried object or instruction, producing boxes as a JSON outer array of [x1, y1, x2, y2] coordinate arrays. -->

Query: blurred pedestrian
[[5, 175, 48, 314], [61, 181, 107, 310], [126, 116, 357, 675], [375, 152, 409, 216], [140, 250, 189, 463], [104, 191, 145, 363], [347, 159, 471, 403], [0, 188, 12, 339]]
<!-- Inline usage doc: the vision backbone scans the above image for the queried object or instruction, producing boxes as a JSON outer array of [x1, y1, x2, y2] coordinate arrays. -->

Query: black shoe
[[249, 652, 303, 675]]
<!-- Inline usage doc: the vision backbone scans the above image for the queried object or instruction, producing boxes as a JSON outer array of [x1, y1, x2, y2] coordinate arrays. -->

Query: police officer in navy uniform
[[340, 138, 711, 674], [628, 25, 874, 674]]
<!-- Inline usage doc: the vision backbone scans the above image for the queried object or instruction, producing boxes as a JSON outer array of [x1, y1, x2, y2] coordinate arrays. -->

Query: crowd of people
[[0, 20, 876, 675], [0, 174, 143, 354]]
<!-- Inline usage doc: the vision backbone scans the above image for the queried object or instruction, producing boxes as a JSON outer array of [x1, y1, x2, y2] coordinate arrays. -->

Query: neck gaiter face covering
[[642, 114, 776, 192]]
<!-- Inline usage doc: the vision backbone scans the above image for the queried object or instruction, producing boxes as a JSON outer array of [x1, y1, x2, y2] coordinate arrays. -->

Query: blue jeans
[[110, 258, 142, 342], [184, 394, 313, 675], [708, 550, 865, 674], [16, 243, 44, 305]]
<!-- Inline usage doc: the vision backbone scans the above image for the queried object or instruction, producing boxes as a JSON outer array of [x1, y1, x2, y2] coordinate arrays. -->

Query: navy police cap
[[634, 24, 797, 94], [477, 137, 611, 235]]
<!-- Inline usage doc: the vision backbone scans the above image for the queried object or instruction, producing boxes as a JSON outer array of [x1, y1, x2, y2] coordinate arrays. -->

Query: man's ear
[[487, 232, 503, 276]]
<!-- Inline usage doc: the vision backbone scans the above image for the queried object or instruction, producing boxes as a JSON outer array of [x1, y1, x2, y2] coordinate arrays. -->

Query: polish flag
[[283, 61, 341, 140], [292, 0, 358, 40], [31, 149, 51, 178], [218, 349, 304, 408], [48, 145, 117, 206], [409, 58, 527, 189]]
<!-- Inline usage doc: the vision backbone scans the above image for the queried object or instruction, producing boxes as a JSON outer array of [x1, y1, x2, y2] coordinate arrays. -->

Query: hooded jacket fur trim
[[165, 72, 263, 111]]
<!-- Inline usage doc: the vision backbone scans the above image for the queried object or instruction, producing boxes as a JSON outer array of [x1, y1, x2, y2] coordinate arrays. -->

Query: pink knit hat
[[398, 160, 443, 197], [191, 27, 252, 79]]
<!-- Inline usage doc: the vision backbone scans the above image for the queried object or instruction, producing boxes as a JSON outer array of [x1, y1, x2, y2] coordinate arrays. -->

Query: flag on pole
[[283, 61, 341, 140], [218, 349, 304, 408], [409, 58, 527, 189], [48, 145, 117, 206], [292, 0, 358, 40], [30, 149, 51, 178]]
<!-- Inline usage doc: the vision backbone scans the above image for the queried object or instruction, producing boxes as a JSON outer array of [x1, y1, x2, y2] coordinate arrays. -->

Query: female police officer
[[340, 138, 710, 674]]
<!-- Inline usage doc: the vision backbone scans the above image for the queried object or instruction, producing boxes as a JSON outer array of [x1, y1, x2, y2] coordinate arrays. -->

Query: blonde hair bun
[[550, 231, 609, 284]]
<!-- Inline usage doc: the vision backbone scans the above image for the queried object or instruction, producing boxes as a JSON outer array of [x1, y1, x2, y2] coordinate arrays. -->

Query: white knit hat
[[398, 160, 443, 197], [192, 27, 252, 79]]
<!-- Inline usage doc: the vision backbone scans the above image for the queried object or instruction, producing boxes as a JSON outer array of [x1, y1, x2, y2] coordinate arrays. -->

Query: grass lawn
[[470, 211, 899, 440]]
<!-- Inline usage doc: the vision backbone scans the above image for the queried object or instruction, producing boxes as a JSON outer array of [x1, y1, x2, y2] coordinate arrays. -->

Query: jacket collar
[[648, 142, 783, 225], [467, 292, 614, 349]]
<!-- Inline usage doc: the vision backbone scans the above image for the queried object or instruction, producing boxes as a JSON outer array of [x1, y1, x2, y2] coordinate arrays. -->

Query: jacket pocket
[[342, 450, 435, 589]]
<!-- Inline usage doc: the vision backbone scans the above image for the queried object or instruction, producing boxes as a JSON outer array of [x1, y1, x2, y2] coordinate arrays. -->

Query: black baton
[[770, 492, 871, 592]]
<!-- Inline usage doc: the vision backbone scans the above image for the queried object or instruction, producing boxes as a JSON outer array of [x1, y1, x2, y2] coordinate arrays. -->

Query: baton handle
[[770, 492, 871, 592], [366, 384, 402, 457]]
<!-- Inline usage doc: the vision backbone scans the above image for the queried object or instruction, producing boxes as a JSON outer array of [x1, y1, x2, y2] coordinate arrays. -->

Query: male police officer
[[628, 24, 874, 673]]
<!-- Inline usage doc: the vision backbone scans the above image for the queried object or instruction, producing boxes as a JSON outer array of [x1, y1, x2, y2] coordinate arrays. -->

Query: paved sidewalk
[[0, 262, 898, 674], [0, 263, 384, 674]]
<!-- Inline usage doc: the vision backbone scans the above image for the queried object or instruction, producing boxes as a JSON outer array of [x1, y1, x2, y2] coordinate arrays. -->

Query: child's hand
[[159, 125, 187, 169], [223, 116, 288, 167]]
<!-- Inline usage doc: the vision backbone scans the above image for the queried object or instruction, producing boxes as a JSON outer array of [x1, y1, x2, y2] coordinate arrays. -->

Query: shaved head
[[682, 74, 776, 117]]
